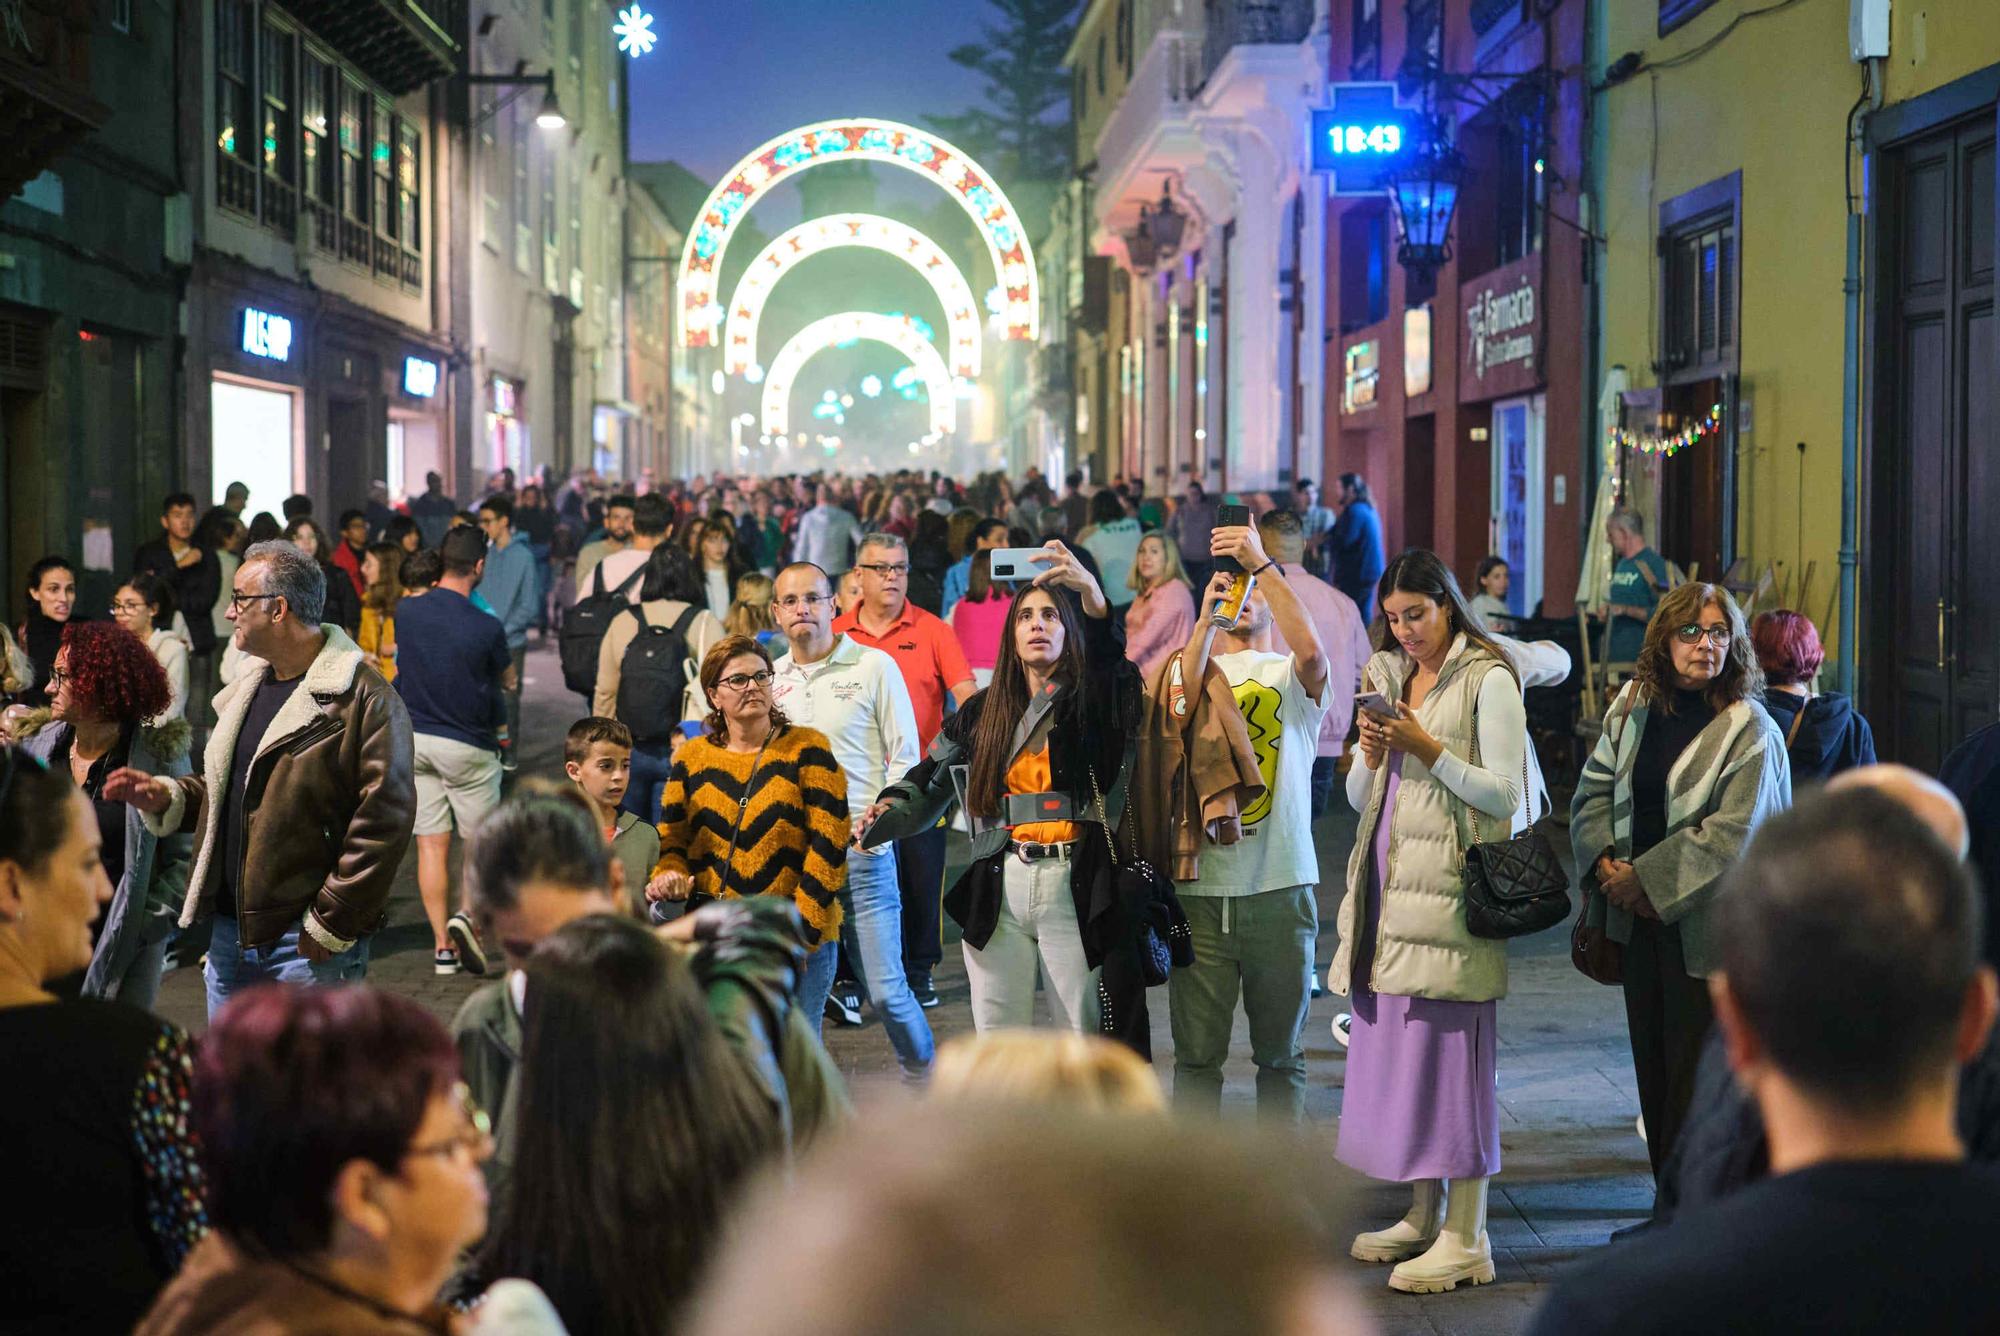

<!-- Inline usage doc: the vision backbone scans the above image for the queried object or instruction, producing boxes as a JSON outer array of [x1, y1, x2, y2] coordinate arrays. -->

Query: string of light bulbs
[[1610, 402, 1724, 458]]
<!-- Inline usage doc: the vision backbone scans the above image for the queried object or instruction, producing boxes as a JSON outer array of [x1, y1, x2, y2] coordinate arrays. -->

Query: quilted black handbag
[[1462, 715, 1571, 940], [1089, 763, 1192, 986]]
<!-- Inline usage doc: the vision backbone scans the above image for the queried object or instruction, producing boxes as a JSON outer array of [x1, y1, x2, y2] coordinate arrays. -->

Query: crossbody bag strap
[[1784, 696, 1813, 749], [716, 730, 774, 897]]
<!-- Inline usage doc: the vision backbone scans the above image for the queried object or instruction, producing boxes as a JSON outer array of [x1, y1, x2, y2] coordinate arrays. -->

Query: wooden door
[[1877, 116, 1998, 771]]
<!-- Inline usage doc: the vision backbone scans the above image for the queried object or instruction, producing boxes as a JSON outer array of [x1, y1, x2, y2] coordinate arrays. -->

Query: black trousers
[[897, 824, 949, 975], [1622, 915, 1716, 1181]]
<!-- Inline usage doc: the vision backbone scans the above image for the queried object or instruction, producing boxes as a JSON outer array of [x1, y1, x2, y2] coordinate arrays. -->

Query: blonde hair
[[1127, 531, 1189, 596], [931, 1031, 1166, 1114], [725, 572, 775, 637]]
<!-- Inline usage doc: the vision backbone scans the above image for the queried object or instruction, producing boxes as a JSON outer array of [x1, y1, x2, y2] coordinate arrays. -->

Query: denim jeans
[[203, 913, 371, 1019], [896, 824, 948, 975], [841, 844, 935, 1076], [1169, 885, 1317, 1121], [623, 741, 674, 821], [1310, 755, 1339, 822], [797, 939, 838, 1042]]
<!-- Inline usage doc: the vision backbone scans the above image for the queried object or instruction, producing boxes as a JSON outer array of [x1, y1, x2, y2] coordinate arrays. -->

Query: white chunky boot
[[1350, 1179, 1444, 1263], [1388, 1175, 1495, 1293]]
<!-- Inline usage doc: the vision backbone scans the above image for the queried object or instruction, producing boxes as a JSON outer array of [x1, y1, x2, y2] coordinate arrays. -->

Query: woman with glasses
[[1572, 582, 1792, 1185], [110, 572, 192, 721], [0, 747, 206, 1332], [16, 621, 189, 1005], [648, 634, 849, 1032], [138, 984, 564, 1334]]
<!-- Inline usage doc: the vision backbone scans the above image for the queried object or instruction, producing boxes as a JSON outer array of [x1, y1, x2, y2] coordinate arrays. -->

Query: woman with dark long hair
[[859, 543, 1144, 1042], [0, 749, 206, 1331], [1334, 549, 1530, 1294], [1572, 582, 1790, 1184], [475, 914, 785, 1335], [282, 517, 360, 634], [357, 541, 406, 682], [16, 555, 77, 708], [694, 515, 747, 623]]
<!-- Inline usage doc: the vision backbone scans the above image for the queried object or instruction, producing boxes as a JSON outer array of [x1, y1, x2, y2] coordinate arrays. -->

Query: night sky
[[626, 0, 993, 186]]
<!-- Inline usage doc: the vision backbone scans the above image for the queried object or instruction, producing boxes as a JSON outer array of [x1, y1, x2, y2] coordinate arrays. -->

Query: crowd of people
[[3, 460, 2000, 1334]]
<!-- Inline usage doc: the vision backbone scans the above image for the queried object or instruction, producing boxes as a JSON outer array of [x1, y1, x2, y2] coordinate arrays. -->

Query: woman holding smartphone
[[856, 542, 1144, 1042], [1333, 549, 1528, 1296]]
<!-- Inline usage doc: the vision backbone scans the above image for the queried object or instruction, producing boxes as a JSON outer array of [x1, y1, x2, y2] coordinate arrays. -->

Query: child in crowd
[[563, 716, 661, 917]]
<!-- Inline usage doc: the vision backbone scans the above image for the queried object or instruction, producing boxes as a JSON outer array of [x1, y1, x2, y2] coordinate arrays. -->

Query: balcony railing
[[340, 217, 371, 267], [1201, 0, 1314, 82], [402, 249, 422, 291], [217, 151, 258, 218], [261, 179, 298, 235], [302, 197, 338, 252], [373, 234, 400, 280]]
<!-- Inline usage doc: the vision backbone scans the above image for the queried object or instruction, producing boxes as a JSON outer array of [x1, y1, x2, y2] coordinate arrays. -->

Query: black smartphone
[[1214, 502, 1251, 572]]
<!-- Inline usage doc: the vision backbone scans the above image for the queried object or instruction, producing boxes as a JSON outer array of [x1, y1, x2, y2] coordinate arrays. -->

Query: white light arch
[[679, 118, 1039, 347], [726, 214, 981, 378], [761, 312, 956, 438]]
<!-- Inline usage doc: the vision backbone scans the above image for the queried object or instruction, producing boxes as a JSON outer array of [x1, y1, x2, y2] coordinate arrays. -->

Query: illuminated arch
[[726, 214, 981, 378], [680, 118, 1039, 347], [761, 312, 957, 438]]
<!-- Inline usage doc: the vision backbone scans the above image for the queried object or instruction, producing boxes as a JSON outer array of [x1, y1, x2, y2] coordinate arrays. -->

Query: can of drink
[[1211, 571, 1257, 629]]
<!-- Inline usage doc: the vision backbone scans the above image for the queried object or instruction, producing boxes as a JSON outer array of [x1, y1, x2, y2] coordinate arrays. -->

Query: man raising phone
[[1167, 520, 1329, 1120]]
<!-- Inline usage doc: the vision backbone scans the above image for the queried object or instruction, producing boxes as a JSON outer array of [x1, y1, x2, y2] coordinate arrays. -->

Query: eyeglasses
[[716, 669, 774, 692], [404, 1083, 493, 1166], [111, 601, 150, 616], [228, 592, 282, 611], [856, 562, 909, 578], [1674, 624, 1732, 646], [773, 593, 830, 611]]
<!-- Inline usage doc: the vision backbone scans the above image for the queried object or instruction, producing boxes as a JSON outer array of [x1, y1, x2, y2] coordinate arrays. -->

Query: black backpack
[[560, 560, 644, 696], [615, 602, 703, 745]]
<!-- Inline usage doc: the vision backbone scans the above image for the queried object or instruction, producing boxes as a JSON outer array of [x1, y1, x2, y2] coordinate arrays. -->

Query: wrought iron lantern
[[1388, 121, 1464, 279]]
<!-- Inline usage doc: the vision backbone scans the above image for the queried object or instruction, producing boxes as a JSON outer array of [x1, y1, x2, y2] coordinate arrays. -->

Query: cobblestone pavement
[[157, 641, 1651, 1334]]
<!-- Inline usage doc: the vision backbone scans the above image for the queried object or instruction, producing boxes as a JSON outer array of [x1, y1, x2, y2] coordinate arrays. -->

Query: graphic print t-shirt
[[1183, 649, 1330, 898]]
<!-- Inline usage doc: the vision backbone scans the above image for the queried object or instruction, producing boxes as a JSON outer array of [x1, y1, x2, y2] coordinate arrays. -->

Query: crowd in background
[[2, 457, 2000, 1334]]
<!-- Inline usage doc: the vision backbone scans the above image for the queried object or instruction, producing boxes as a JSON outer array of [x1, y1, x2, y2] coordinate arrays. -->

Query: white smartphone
[[988, 547, 1053, 582], [1354, 691, 1397, 720]]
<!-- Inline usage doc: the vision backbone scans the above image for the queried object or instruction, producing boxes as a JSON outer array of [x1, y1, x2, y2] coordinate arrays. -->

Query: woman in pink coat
[[1122, 533, 1196, 683]]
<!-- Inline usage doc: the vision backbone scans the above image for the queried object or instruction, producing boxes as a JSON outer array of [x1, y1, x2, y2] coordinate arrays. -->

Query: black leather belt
[[1008, 839, 1075, 863]]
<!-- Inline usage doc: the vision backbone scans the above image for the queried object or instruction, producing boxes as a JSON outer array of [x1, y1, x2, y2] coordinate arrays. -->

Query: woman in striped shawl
[[1571, 582, 1792, 1183]]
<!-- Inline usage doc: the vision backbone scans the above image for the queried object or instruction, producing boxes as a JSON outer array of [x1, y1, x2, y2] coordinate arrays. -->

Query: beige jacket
[[591, 599, 726, 720], [1330, 636, 1524, 1004]]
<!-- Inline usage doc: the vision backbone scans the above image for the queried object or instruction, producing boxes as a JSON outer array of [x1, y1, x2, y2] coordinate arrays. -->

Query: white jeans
[[963, 853, 1100, 1032]]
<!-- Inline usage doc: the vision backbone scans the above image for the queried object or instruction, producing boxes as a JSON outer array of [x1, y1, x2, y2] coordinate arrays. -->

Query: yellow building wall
[[1599, 0, 2000, 657]]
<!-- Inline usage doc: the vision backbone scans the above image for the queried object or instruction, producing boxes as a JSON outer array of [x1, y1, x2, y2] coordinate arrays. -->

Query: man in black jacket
[[133, 491, 221, 727]]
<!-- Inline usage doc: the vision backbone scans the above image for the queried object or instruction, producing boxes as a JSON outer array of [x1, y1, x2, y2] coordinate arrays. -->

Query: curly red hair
[[60, 620, 171, 723]]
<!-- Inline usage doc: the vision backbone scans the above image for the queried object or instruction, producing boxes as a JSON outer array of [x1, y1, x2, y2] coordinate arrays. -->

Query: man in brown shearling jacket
[[108, 540, 415, 1016]]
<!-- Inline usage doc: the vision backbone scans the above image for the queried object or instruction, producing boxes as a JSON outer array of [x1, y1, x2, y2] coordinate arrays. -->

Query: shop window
[[1659, 0, 1720, 37], [1339, 203, 1388, 334], [214, 0, 256, 215], [1351, 0, 1379, 78]]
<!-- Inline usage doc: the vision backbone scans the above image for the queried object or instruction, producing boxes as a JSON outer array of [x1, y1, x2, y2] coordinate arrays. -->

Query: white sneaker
[[1332, 1012, 1352, 1047]]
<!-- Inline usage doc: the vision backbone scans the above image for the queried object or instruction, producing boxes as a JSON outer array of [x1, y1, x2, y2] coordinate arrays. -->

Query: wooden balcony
[[0, 0, 109, 201], [276, 0, 459, 96]]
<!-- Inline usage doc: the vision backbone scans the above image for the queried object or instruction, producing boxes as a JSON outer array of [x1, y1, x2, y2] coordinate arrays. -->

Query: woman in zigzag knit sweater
[[650, 634, 849, 1030]]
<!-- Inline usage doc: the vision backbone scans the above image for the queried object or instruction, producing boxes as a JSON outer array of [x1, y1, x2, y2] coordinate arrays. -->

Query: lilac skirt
[[1335, 763, 1501, 1183]]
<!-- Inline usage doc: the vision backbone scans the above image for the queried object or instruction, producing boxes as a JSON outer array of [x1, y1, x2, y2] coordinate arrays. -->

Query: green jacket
[[451, 897, 849, 1196]]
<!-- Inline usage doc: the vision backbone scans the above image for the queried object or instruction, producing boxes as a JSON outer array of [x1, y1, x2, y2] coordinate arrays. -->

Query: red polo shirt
[[834, 600, 972, 752]]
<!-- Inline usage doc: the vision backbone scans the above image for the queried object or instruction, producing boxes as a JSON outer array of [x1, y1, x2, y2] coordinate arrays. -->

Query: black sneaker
[[446, 912, 489, 977], [825, 982, 864, 1027], [911, 969, 940, 1010]]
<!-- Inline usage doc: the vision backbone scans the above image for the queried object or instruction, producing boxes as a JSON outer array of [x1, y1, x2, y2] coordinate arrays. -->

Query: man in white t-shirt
[[1167, 519, 1330, 1120], [767, 561, 935, 1078]]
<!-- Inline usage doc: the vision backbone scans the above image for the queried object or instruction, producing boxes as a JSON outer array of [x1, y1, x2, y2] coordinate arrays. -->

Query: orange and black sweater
[[654, 725, 848, 944]]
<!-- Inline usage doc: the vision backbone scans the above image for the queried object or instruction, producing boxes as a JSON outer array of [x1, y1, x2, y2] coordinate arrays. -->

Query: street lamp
[[1388, 119, 1465, 280], [467, 70, 565, 132], [1144, 178, 1187, 259]]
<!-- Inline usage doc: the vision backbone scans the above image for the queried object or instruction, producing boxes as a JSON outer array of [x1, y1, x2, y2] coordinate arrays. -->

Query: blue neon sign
[[241, 307, 293, 362], [403, 356, 440, 398], [1311, 83, 1417, 195]]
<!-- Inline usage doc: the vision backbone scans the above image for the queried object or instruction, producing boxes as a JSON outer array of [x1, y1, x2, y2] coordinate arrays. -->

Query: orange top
[[1005, 745, 1081, 844]]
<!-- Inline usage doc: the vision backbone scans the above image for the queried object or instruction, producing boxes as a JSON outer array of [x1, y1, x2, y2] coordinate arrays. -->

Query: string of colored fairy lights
[[1610, 402, 1723, 458]]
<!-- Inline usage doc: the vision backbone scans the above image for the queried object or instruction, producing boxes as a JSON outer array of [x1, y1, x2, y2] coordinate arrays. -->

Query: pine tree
[[930, 0, 1081, 190]]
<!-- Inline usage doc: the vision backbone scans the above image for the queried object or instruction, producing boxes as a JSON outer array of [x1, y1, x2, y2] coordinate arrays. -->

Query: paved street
[[157, 642, 1652, 1333]]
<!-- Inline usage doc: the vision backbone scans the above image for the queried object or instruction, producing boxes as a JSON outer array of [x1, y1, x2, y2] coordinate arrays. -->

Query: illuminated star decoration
[[614, 5, 656, 56]]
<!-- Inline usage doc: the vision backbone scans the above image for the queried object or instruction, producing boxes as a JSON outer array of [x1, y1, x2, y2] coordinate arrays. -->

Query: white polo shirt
[[769, 633, 920, 810]]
